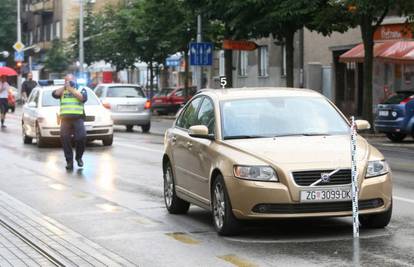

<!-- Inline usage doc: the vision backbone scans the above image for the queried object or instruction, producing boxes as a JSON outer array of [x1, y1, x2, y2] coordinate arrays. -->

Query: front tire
[[359, 202, 392, 228], [36, 124, 47, 148], [22, 124, 32, 144], [163, 161, 190, 214], [102, 135, 113, 146], [386, 133, 406, 142], [212, 175, 240, 236]]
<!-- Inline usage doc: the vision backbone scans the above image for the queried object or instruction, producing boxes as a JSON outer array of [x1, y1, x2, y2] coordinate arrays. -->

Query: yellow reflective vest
[[60, 89, 84, 115]]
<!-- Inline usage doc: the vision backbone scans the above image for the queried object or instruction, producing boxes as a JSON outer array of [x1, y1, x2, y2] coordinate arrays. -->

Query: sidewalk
[[0, 191, 133, 266]]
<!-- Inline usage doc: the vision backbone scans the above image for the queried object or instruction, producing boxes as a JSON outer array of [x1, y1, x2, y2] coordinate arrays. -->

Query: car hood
[[223, 135, 370, 170]]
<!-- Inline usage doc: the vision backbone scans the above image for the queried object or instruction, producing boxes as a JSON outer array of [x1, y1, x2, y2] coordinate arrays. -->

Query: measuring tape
[[350, 116, 359, 238]]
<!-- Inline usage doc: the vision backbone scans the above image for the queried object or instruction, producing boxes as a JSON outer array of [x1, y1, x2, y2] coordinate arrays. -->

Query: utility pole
[[79, 0, 85, 73], [196, 14, 202, 91], [17, 0, 22, 95]]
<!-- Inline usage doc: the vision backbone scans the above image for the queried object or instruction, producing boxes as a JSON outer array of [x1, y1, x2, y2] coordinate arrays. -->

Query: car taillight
[[400, 96, 414, 104], [102, 101, 111, 109], [144, 100, 151, 109]]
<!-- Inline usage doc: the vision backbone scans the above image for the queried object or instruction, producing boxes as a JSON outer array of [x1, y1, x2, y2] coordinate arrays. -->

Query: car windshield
[[383, 91, 414, 104], [157, 88, 174, 96], [42, 89, 100, 107], [106, 86, 145, 98], [221, 97, 350, 139]]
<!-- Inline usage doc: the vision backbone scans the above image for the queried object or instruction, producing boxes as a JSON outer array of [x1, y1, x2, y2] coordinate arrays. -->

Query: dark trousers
[[60, 118, 86, 163]]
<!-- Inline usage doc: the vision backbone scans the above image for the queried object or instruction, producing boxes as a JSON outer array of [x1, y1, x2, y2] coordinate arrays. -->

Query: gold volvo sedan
[[162, 88, 392, 236]]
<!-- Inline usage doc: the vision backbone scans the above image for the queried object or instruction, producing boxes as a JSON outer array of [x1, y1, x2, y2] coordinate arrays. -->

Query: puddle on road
[[218, 254, 257, 267]]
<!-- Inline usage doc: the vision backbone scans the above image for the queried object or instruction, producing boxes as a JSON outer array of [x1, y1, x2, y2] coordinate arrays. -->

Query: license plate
[[85, 125, 93, 131], [118, 105, 138, 112], [379, 110, 389, 116], [300, 187, 351, 202]]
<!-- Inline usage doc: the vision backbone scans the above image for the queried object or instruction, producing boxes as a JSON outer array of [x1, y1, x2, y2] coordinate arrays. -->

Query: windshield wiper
[[224, 135, 269, 140]]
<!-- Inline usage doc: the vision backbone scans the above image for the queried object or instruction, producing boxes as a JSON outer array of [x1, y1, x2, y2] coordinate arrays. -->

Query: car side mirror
[[28, 102, 37, 108], [355, 120, 371, 131], [189, 125, 214, 140]]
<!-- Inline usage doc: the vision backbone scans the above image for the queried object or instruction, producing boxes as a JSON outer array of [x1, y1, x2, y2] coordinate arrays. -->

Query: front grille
[[87, 129, 109, 134], [84, 116, 95, 122], [252, 198, 384, 214], [293, 169, 351, 186]]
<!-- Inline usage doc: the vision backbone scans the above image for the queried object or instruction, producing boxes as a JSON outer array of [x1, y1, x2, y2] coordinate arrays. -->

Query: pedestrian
[[52, 74, 88, 170], [0, 75, 10, 128], [21, 72, 38, 102]]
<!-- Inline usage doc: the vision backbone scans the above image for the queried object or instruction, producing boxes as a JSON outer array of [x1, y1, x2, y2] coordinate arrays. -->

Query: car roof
[[198, 87, 323, 100]]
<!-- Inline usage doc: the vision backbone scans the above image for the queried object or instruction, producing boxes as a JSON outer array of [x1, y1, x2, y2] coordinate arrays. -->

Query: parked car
[[94, 84, 151, 132], [22, 86, 114, 147], [151, 86, 197, 115], [7, 87, 17, 112], [162, 88, 392, 236], [374, 90, 414, 142]]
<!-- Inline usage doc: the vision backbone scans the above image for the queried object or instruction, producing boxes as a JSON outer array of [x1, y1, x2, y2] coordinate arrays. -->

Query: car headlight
[[234, 165, 278, 182], [366, 160, 389, 178]]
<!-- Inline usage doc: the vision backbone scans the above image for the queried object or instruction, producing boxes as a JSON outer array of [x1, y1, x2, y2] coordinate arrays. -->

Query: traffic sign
[[13, 41, 25, 52], [14, 51, 24, 62], [166, 57, 180, 67], [190, 42, 213, 66], [223, 40, 258, 51]]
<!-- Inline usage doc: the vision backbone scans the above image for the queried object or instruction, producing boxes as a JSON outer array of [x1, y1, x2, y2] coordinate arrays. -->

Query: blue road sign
[[14, 51, 24, 62], [0, 61, 6, 67], [166, 57, 180, 67], [190, 42, 213, 66]]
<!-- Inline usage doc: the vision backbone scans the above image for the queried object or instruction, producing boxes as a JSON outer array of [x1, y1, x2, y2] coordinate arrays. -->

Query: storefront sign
[[374, 23, 413, 41]]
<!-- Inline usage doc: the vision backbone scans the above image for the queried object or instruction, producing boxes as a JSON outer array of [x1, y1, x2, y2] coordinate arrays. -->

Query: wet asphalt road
[[1, 110, 414, 267]]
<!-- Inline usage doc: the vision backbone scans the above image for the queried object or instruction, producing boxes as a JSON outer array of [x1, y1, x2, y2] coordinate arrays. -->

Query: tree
[[0, 0, 16, 66], [338, 0, 414, 123], [44, 40, 70, 74]]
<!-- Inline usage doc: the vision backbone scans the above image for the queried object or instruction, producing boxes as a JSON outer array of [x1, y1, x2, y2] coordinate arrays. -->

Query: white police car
[[22, 80, 114, 147]]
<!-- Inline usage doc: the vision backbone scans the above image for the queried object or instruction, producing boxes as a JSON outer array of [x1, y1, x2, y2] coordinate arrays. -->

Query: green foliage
[[44, 40, 70, 73], [0, 0, 17, 65]]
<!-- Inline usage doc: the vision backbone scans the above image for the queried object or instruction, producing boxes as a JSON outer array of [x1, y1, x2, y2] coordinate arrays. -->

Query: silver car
[[94, 84, 151, 132]]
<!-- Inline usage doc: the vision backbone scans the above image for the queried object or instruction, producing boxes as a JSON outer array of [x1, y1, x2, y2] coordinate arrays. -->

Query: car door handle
[[186, 141, 193, 149]]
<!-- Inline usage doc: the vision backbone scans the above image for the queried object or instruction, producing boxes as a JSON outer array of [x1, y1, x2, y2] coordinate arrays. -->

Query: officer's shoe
[[76, 158, 84, 168], [66, 161, 74, 170]]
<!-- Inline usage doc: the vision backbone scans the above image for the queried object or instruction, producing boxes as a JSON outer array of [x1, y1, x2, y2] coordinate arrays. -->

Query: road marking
[[165, 232, 200, 245], [49, 184, 66, 191], [115, 142, 163, 154], [218, 254, 257, 267], [394, 196, 414, 204]]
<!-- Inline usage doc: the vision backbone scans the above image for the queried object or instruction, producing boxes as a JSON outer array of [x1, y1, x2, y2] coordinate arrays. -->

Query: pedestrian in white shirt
[[0, 75, 10, 128]]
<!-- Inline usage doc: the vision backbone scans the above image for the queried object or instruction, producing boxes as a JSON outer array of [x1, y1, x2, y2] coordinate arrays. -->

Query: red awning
[[376, 41, 414, 63], [339, 41, 414, 63]]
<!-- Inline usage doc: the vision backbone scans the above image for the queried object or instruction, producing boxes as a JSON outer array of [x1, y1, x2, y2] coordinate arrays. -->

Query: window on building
[[258, 46, 269, 77], [219, 50, 225, 77], [281, 45, 287, 76], [29, 31, 33, 45], [238, 51, 248, 76], [55, 21, 61, 39], [50, 23, 54, 40], [43, 25, 47, 41], [36, 26, 41, 43]]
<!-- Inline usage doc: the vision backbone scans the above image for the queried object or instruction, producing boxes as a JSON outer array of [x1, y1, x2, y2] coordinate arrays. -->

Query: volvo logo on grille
[[320, 173, 331, 183]]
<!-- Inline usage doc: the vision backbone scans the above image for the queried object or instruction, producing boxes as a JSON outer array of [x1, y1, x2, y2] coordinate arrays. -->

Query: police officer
[[52, 74, 88, 170]]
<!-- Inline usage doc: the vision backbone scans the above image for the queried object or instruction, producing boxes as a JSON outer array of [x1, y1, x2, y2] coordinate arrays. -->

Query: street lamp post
[[17, 0, 22, 95], [79, 0, 85, 73]]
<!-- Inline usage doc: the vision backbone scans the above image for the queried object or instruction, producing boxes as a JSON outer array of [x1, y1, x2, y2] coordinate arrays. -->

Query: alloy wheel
[[213, 183, 225, 230], [164, 167, 174, 208]]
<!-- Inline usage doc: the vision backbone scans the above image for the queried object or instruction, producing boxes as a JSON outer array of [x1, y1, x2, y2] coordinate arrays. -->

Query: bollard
[[350, 116, 359, 238]]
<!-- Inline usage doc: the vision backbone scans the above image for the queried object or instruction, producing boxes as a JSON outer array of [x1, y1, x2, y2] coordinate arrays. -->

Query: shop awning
[[376, 41, 414, 63], [339, 40, 414, 63]]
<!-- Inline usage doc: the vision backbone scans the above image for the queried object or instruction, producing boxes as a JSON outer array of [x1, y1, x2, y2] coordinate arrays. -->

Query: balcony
[[31, 0, 53, 15]]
